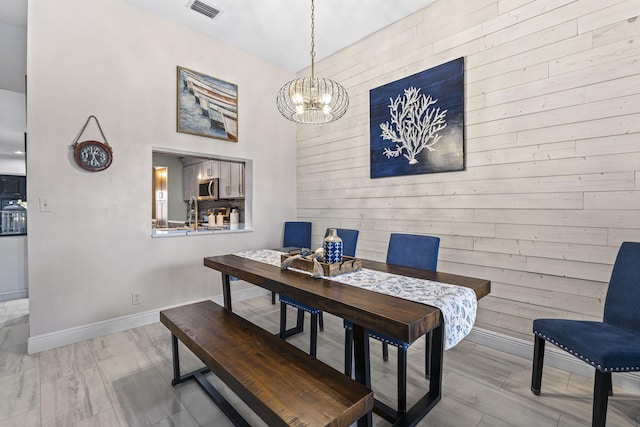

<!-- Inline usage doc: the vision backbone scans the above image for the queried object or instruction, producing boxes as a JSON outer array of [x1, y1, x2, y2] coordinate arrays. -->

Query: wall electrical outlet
[[132, 292, 141, 305]]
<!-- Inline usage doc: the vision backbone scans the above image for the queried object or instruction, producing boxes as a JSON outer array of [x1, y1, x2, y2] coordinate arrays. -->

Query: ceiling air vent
[[186, 0, 221, 19]]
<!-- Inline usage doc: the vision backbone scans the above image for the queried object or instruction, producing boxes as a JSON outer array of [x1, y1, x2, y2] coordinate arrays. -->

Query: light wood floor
[[1, 296, 638, 426]]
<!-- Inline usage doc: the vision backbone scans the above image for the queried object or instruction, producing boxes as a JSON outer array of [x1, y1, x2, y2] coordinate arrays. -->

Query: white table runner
[[234, 249, 477, 350]]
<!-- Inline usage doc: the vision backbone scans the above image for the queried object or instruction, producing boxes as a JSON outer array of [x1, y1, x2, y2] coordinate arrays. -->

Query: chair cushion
[[533, 318, 640, 372], [280, 295, 322, 314]]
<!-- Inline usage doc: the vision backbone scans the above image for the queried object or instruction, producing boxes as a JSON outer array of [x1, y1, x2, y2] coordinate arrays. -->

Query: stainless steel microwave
[[198, 178, 219, 201]]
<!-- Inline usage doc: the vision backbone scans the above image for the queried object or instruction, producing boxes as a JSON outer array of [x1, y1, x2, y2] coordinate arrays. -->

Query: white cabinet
[[235, 162, 245, 197], [182, 164, 199, 200], [184, 160, 243, 200], [219, 161, 244, 198], [201, 160, 219, 179], [219, 161, 231, 198]]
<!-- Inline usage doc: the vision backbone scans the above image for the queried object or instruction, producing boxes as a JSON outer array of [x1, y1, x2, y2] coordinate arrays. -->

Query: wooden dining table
[[204, 253, 491, 427]]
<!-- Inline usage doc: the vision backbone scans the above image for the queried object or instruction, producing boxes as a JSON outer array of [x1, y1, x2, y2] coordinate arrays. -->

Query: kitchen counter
[[152, 223, 249, 237]]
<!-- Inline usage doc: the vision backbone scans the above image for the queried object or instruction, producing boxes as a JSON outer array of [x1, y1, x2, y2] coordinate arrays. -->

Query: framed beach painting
[[177, 66, 238, 142], [369, 57, 465, 178]]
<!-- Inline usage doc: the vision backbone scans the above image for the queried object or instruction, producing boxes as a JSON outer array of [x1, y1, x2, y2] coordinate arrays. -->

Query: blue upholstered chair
[[279, 228, 359, 357], [344, 233, 440, 416], [271, 221, 312, 304], [532, 241, 640, 427], [281, 221, 312, 252]]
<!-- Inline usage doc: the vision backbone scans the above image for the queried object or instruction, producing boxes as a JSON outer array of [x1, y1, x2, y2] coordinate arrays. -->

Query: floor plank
[[0, 296, 638, 426]]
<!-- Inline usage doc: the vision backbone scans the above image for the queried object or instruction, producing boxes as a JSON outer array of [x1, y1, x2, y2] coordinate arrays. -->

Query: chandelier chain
[[310, 0, 315, 78], [275, 0, 349, 124]]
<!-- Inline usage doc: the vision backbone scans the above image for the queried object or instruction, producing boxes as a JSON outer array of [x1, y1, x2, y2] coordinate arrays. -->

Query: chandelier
[[276, 0, 349, 124]]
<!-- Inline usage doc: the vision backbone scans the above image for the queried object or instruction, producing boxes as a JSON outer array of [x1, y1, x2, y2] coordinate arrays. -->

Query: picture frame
[[369, 57, 465, 178], [177, 66, 238, 142]]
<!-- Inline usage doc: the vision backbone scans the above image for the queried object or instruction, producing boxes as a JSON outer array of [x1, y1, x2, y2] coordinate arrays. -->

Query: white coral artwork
[[380, 87, 448, 165]]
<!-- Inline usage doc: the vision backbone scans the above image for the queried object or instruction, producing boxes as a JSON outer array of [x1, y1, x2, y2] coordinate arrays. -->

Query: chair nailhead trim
[[533, 330, 640, 373], [280, 298, 322, 314], [368, 332, 410, 351], [344, 321, 410, 350]]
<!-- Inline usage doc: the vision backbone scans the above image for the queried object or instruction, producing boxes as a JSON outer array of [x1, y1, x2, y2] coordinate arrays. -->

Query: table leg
[[353, 324, 372, 427], [221, 273, 232, 310], [390, 323, 444, 426], [428, 323, 444, 398], [171, 333, 181, 386]]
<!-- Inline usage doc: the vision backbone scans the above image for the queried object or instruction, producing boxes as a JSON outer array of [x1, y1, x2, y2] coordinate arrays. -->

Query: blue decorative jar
[[323, 228, 343, 264]]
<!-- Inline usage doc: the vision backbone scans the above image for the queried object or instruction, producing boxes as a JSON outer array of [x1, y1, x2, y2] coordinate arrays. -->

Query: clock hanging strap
[[71, 115, 111, 149]]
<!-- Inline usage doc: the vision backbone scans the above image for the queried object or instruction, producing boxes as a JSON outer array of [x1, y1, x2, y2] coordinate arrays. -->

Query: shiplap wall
[[296, 0, 640, 341]]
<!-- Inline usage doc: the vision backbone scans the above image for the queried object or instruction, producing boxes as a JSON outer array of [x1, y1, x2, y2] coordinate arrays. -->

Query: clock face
[[74, 140, 113, 172]]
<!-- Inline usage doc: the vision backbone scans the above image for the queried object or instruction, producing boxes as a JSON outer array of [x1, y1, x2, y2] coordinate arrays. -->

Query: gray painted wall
[[26, 0, 297, 344]]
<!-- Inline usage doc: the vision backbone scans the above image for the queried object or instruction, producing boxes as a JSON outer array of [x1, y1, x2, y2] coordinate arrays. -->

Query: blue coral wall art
[[370, 57, 465, 178]]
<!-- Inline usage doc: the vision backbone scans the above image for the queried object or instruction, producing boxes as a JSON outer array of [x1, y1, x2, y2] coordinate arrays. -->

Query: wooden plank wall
[[295, 0, 640, 341]]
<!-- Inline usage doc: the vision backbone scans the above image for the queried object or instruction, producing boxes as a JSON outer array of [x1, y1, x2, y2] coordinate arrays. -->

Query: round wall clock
[[73, 140, 113, 172]]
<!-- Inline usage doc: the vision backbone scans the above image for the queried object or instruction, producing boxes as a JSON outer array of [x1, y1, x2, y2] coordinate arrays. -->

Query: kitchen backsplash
[[196, 198, 244, 223]]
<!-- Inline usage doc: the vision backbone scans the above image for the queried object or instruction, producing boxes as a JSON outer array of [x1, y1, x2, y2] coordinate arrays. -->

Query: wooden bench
[[160, 300, 374, 427]]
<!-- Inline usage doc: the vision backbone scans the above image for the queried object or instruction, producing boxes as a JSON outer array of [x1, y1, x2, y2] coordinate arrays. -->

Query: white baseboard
[[466, 327, 640, 394], [27, 292, 640, 395], [27, 286, 268, 354], [0, 289, 28, 302]]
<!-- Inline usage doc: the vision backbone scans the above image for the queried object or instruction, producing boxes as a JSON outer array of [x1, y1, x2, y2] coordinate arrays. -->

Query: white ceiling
[[126, 0, 438, 71], [0, 0, 440, 158]]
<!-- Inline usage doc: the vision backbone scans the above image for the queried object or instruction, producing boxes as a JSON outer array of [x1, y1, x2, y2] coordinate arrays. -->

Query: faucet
[[188, 196, 198, 231]]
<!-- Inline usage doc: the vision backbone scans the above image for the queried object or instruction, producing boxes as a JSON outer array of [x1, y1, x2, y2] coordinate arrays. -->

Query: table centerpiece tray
[[280, 253, 361, 276]]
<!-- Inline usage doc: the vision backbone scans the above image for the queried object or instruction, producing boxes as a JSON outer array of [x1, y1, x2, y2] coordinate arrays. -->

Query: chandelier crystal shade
[[277, 77, 349, 124], [276, 0, 349, 124]]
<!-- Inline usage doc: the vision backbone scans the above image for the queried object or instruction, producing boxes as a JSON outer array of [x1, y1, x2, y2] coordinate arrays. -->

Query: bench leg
[[170, 333, 210, 385], [170, 334, 250, 427], [193, 371, 251, 427]]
